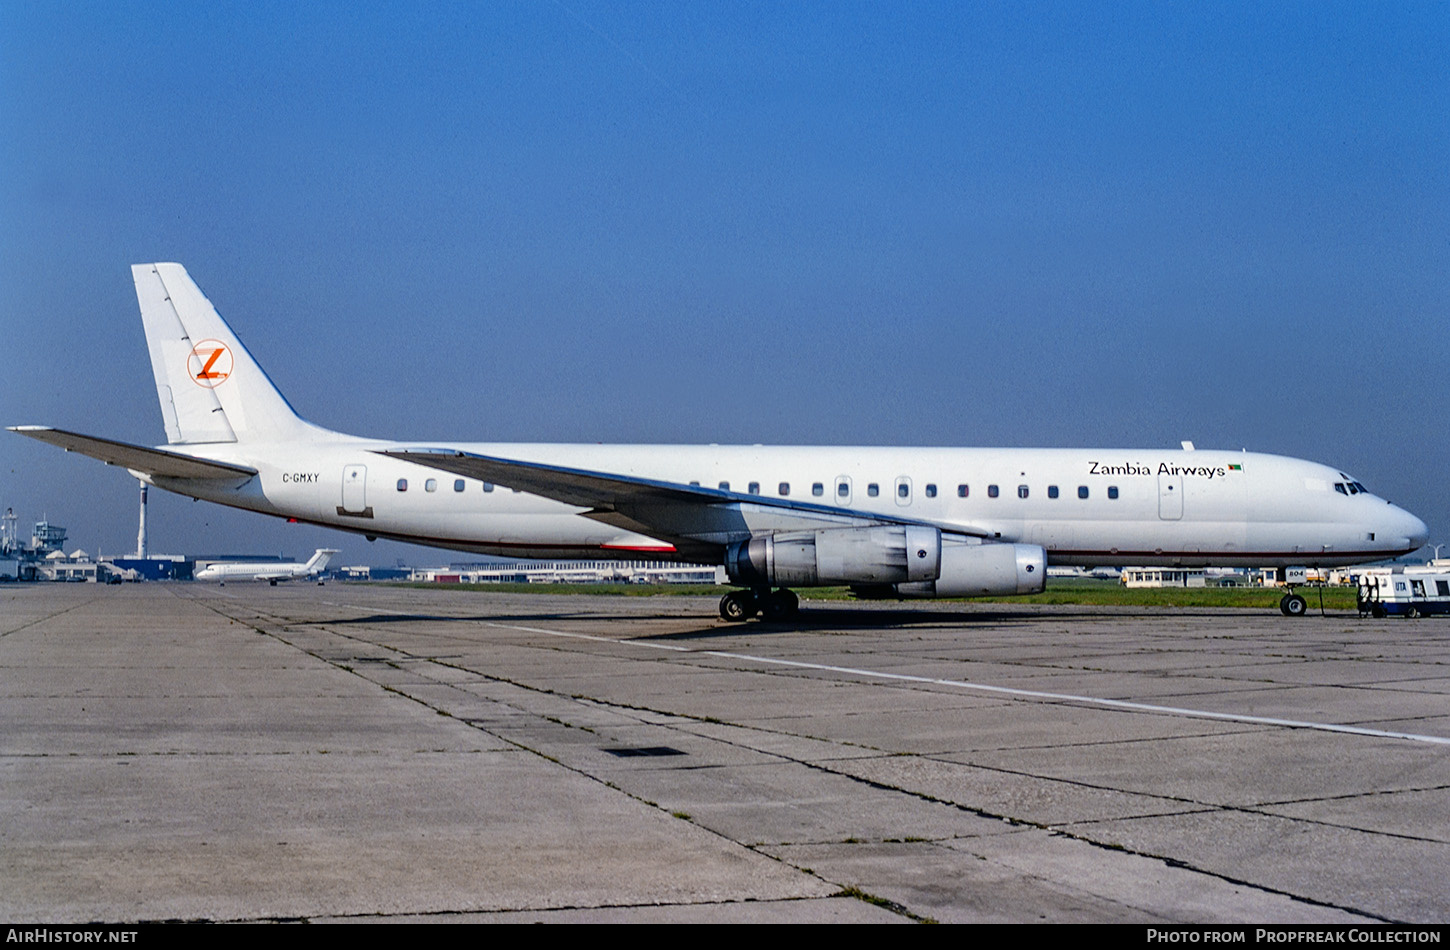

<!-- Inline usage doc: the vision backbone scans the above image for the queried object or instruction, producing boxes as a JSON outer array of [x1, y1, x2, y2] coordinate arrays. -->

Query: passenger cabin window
[[1078, 486, 1089, 499], [689, 480, 699, 487], [987, 485, 999, 498], [837, 482, 849, 498], [1017, 485, 1029, 499], [1108, 486, 1119, 499], [813, 483, 824, 497], [925, 484, 937, 498], [1047, 485, 1059, 499], [897, 482, 910, 499], [748, 482, 760, 495], [719, 481, 730, 491], [957, 484, 969, 498], [425, 478, 437, 492], [867, 483, 880, 497], [778, 482, 790, 496], [482, 482, 494, 492], [396, 478, 408, 492], [453, 479, 465, 492]]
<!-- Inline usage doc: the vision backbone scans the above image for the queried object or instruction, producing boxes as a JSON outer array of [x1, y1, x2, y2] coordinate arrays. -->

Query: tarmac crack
[[176, 592, 1434, 922], [244, 602, 1450, 911], [506, 691, 1405, 923], [179, 600, 867, 917], [0, 592, 110, 639]]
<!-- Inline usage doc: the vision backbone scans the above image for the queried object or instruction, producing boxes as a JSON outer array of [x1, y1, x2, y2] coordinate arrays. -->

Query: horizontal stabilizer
[[9, 426, 257, 480]]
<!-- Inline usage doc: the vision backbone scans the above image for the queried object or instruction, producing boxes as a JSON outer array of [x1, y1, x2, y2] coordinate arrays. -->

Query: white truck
[[1357, 562, 1450, 618]]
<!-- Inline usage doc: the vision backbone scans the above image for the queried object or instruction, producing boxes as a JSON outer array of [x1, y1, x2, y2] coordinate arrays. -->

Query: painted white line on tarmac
[[325, 601, 1450, 747]]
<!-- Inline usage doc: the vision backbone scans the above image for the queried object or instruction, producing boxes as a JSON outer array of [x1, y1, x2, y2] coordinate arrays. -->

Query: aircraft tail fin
[[133, 263, 327, 445], [306, 549, 339, 573]]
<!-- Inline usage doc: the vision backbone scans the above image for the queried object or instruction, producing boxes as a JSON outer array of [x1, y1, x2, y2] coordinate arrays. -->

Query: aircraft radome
[[11, 264, 1428, 620]]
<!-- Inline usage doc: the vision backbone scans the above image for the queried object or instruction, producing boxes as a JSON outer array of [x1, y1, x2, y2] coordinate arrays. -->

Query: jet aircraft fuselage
[[10, 263, 1428, 620], [160, 438, 1422, 570]]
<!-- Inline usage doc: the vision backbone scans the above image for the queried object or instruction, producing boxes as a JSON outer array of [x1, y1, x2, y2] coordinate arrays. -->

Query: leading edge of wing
[[9, 426, 258, 480], [378, 447, 990, 538]]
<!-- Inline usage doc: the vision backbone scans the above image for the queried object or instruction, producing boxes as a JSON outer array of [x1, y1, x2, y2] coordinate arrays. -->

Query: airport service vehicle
[[11, 264, 1429, 621], [1357, 565, 1450, 618], [195, 548, 338, 586]]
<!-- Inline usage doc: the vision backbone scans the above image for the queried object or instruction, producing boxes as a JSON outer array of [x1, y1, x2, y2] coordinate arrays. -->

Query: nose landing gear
[[1279, 592, 1307, 616]]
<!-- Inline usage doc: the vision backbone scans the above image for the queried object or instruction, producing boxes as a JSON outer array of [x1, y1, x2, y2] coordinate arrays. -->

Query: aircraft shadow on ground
[[309, 603, 1292, 638], [593, 605, 1092, 641], [323, 611, 606, 626]]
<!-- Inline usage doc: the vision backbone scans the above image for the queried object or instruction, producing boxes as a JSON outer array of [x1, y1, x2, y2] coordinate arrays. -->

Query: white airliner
[[194, 548, 338, 585], [11, 264, 1428, 620]]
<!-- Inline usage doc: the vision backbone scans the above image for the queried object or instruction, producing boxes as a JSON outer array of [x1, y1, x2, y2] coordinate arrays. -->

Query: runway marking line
[[322, 600, 1450, 748]]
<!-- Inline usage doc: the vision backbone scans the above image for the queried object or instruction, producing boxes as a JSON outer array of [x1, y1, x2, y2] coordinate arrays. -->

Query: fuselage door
[[340, 464, 371, 517], [1158, 473, 1183, 521]]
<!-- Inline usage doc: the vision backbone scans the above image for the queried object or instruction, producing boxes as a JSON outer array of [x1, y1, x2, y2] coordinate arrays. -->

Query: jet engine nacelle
[[889, 541, 1046, 598], [726, 525, 942, 587]]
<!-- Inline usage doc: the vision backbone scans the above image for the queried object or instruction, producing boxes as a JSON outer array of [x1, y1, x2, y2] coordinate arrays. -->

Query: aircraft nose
[[1406, 511, 1430, 550], [1389, 506, 1429, 552]]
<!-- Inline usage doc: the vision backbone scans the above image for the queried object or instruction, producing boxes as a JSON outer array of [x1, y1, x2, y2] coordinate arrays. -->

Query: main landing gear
[[719, 588, 799, 622]]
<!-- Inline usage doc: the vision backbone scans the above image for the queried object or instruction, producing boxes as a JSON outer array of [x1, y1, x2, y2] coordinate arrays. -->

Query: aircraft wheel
[[269, 579, 278, 586], [719, 591, 756, 622], [761, 589, 799, 621], [1280, 594, 1307, 617]]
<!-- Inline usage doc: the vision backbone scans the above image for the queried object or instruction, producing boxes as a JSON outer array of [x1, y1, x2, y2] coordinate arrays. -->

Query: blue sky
[[3, 1, 1447, 563]]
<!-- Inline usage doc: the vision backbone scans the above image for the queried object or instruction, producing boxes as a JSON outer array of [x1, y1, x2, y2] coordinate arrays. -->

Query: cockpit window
[[1335, 483, 1348, 495]]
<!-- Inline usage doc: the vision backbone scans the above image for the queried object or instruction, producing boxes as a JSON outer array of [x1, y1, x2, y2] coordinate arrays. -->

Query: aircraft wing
[[9, 427, 257, 480], [379, 448, 990, 556]]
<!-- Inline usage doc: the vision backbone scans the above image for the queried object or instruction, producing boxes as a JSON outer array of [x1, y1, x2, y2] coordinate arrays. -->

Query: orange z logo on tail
[[188, 340, 233, 387]]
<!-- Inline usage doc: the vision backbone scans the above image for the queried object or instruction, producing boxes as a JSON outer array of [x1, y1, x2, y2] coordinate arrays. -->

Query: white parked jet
[[194, 548, 338, 585], [11, 264, 1428, 620]]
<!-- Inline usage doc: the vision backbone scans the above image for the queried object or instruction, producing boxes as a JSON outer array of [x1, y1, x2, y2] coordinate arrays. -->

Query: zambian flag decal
[[1228, 464, 1243, 471]]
